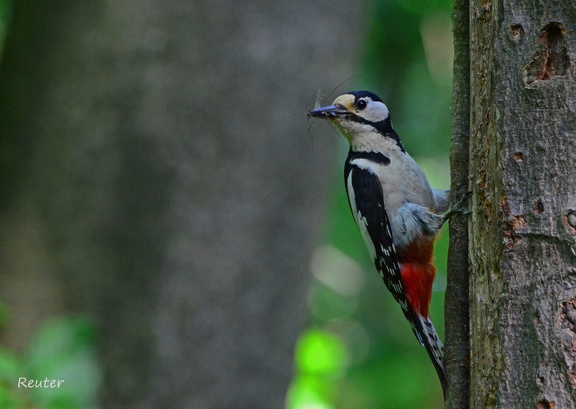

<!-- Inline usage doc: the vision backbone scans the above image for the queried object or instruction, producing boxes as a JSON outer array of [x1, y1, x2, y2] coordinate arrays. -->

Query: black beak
[[308, 104, 348, 119]]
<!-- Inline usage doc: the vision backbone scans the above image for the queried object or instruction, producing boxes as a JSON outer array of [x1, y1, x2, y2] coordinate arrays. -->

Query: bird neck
[[349, 129, 405, 155]]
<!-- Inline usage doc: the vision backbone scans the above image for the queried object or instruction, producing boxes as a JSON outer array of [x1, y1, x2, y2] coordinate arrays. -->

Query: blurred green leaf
[[20, 316, 102, 409], [0, 387, 21, 409], [286, 374, 335, 409], [0, 350, 21, 382], [295, 329, 347, 376]]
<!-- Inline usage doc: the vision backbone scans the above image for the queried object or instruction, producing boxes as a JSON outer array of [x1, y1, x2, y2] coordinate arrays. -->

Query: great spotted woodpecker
[[309, 90, 450, 394]]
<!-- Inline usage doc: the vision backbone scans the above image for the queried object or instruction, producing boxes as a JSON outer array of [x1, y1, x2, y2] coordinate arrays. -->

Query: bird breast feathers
[[351, 152, 435, 215]]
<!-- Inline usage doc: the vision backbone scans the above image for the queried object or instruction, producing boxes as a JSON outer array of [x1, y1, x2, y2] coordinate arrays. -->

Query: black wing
[[344, 157, 409, 317]]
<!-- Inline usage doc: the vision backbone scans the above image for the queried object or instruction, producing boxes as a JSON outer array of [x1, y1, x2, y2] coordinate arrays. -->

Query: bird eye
[[356, 99, 368, 110]]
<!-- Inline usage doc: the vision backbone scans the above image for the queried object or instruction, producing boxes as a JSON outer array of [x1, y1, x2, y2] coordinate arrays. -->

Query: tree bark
[[445, 0, 471, 406], [469, 0, 576, 407], [0, 1, 366, 408]]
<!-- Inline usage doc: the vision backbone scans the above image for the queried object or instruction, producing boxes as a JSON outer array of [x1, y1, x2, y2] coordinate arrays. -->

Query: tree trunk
[[468, 0, 576, 407], [0, 1, 366, 408], [445, 0, 471, 406]]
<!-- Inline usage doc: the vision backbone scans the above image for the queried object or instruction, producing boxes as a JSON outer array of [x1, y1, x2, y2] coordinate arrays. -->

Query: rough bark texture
[[445, 0, 471, 407], [0, 1, 365, 408], [469, 0, 576, 407]]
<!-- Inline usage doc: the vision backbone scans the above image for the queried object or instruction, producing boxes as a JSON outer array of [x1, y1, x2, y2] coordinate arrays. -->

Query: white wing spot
[[400, 300, 408, 311], [386, 225, 392, 237]]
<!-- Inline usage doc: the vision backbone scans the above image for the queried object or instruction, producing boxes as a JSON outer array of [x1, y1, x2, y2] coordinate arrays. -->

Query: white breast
[[350, 133, 436, 224]]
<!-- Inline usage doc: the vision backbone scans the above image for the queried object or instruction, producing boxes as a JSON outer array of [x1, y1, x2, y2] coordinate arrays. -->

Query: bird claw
[[442, 191, 472, 224]]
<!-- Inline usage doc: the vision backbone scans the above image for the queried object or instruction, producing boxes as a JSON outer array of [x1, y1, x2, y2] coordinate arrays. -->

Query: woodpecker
[[309, 90, 450, 394]]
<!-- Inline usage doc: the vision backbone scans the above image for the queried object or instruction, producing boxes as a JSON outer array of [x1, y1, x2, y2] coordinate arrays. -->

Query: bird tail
[[412, 313, 446, 397]]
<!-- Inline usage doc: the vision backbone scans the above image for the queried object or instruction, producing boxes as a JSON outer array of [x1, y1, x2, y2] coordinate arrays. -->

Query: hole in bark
[[523, 22, 570, 85], [537, 399, 555, 409], [567, 211, 576, 229], [534, 199, 544, 214], [509, 24, 525, 40], [513, 151, 523, 162]]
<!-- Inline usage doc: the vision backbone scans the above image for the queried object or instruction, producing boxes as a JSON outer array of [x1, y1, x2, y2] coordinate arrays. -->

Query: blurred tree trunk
[[0, 1, 366, 408], [466, 0, 576, 408]]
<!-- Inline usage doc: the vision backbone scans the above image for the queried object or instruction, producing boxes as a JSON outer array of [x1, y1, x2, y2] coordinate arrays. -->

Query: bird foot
[[442, 191, 472, 225]]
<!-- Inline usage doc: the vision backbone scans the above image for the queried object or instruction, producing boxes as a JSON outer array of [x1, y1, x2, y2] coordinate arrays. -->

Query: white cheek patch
[[361, 101, 389, 122]]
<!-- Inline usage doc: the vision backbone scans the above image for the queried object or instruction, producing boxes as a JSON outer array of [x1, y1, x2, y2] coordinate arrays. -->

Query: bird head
[[308, 90, 395, 142]]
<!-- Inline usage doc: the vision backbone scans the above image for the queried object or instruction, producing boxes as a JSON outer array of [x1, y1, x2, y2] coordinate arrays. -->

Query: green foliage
[[0, 313, 101, 409], [295, 329, 348, 376], [286, 329, 347, 409], [0, 0, 13, 56], [290, 0, 453, 407], [0, 350, 23, 409], [361, 0, 453, 157], [395, 0, 451, 14]]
